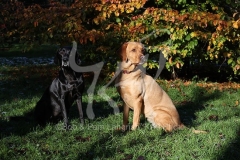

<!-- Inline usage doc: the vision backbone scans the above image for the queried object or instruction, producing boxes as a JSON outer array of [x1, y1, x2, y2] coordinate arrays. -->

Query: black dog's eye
[[59, 51, 64, 56], [132, 49, 136, 52]]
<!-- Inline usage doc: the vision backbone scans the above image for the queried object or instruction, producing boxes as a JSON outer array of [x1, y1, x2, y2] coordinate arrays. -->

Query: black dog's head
[[54, 46, 81, 67]]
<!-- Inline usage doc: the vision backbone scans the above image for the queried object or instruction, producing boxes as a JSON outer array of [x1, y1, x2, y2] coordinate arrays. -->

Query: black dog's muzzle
[[62, 60, 70, 67]]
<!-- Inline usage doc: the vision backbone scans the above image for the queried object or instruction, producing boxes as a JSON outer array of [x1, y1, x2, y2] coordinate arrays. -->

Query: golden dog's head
[[118, 42, 146, 66]]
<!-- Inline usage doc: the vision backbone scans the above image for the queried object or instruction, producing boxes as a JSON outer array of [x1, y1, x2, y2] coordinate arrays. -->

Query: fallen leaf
[[75, 136, 91, 142], [209, 115, 218, 121], [219, 133, 225, 139], [124, 154, 133, 160], [137, 156, 145, 160], [235, 100, 239, 106], [192, 128, 208, 134]]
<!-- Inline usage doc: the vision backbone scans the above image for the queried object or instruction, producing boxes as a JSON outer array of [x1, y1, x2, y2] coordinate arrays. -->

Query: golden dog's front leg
[[131, 106, 141, 130], [122, 103, 129, 131], [131, 99, 143, 130]]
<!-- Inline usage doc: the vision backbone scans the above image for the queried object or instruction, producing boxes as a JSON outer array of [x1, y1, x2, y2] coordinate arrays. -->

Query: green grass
[[0, 55, 240, 159]]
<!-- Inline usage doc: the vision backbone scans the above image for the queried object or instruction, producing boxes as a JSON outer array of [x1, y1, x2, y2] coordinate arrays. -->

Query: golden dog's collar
[[121, 61, 143, 74], [122, 66, 140, 74], [122, 70, 131, 74]]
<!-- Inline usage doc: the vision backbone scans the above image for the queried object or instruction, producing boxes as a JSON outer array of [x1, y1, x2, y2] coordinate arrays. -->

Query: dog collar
[[122, 66, 140, 74], [122, 70, 131, 74], [121, 62, 142, 74]]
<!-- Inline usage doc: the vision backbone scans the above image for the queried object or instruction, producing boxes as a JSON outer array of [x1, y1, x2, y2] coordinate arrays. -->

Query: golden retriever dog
[[115, 42, 184, 132]]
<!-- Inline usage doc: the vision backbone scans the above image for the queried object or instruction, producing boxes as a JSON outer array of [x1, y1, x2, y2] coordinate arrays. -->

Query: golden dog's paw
[[131, 125, 139, 131]]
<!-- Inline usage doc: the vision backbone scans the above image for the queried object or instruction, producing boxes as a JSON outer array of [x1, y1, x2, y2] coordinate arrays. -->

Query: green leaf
[[237, 57, 240, 64], [185, 34, 191, 41], [227, 58, 233, 64], [116, 18, 121, 23]]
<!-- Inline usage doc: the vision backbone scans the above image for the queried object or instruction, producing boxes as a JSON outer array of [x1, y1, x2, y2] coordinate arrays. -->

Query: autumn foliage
[[1, 0, 240, 77]]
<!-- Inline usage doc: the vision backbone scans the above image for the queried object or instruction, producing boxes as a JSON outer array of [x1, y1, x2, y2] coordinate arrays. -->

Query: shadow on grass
[[176, 86, 222, 127], [0, 64, 116, 139], [0, 66, 54, 138], [0, 65, 58, 105], [177, 86, 240, 160], [0, 114, 37, 137], [76, 126, 166, 160], [0, 94, 121, 139], [217, 127, 240, 160], [70, 97, 122, 121]]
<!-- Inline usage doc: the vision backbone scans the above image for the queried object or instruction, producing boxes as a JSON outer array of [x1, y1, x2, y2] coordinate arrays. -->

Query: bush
[[1, 0, 240, 78]]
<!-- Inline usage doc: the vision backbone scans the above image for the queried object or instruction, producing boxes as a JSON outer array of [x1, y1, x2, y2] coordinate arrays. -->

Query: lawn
[[0, 47, 240, 160]]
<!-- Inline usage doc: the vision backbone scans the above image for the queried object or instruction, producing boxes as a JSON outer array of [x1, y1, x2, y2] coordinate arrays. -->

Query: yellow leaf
[[207, 45, 211, 51], [140, 28, 145, 33], [213, 20, 218, 26], [136, 3, 142, 9], [118, 4, 124, 13], [236, 100, 239, 106], [173, 50, 177, 54], [216, 25, 223, 31], [233, 12, 239, 18], [176, 63, 180, 69], [93, 18, 99, 25], [197, 16, 201, 21], [233, 20, 239, 29], [169, 57, 172, 64], [130, 7, 134, 12], [223, 52, 231, 58], [238, 58, 240, 64], [101, 0, 106, 4], [105, 24, 111, 30], [115, 11, 119, 17], [190, 32, 197, 37], [192, 129, 208, 134], [103, 12, 107, 18], [96, 6, 102, 11]]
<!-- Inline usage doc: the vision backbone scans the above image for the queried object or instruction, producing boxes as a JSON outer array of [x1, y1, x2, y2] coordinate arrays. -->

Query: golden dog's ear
[[117, 42, 128, 62]]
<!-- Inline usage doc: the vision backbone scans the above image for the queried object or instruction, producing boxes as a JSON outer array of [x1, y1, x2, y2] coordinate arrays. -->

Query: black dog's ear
[[54, 48, 62, 65], [54, 48, 61, 65], [75, 52, 81, 65]]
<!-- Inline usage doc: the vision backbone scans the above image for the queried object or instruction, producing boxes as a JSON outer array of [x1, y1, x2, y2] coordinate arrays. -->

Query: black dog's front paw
[[80, 118, 85, 125], [64, 123, 72, 131]]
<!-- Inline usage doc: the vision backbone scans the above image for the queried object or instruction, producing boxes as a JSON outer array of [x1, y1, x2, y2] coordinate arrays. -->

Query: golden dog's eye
[[132, 49, 136, 52]]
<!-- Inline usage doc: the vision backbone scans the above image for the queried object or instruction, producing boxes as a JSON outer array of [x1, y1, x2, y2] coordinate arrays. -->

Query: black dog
[[34, 46, 84, 129]]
